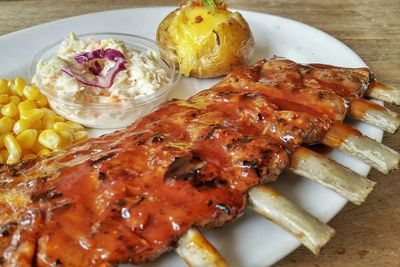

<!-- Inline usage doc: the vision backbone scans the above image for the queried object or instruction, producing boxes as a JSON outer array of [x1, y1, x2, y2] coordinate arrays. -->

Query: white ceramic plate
[[0, 7, 382, 267]]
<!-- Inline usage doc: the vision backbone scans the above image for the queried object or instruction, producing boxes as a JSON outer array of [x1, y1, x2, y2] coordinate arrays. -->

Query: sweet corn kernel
[[7, 154, 20, 164], [18, 100, 37, 114], [58, 130, 73, 148], [13, 119, 31, 135], [22, 154, 36, 160], [0, 153, 3, 164], [31, 119, 44, 131], [66, 121, 85, 132], [0, 133, 7, 149], [23, 85, 41, 101], [38, 129, 61, 150], [7, 79, 15, 88], [14, 77, 26, 96], [16, 129, 37, 150], [10, 96, 21, 106], [41, 108, 56, 117], [53, 115, 65, 122], [43, 116, 55, 129], [7, 79, 15, 93], [37, 148, 51, 156], [16, 87, 25, 97], [20, 108, 44, 122], [53, 122, 73, 133], [1, 103, 18, 118], [0, 94, 9, 104], [0, 79, 8, 94], [0, 117, 15, 133], [73, 131, 89, 142], [36, 94, 48, 107], [4, 134, 22, 164]]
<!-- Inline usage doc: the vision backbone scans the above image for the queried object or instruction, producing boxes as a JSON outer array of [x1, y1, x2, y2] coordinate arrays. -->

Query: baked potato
[[156, 0, 255, 78]]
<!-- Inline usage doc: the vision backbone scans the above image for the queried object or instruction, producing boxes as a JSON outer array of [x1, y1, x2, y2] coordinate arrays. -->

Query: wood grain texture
[[0, 0, 399, 266]]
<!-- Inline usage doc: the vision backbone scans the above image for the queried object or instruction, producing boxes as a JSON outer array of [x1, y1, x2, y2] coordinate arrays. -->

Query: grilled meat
[[230, 58, 372, 99], [0, 59, 375, 266]]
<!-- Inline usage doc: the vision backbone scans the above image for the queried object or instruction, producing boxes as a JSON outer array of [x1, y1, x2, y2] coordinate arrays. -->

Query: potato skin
[[156, 9, 255, 78], [156, 10, 177, 67]]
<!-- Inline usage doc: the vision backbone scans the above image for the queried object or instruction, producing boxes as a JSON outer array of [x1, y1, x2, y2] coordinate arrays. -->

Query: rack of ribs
[[0, 58, 398, 266]]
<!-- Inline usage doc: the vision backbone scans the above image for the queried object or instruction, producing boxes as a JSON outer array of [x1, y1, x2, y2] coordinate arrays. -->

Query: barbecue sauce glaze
[[0, 59, 372, 266]]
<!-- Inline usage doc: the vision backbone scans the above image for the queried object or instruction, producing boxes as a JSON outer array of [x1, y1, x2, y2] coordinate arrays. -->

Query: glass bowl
[[30, 33, 180, 129]]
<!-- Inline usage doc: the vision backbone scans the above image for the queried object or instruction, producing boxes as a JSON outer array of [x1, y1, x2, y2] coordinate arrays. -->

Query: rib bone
[[322, 123, 400, 174], [289, 147, 376, 205], [176, 228, 228, 267], [349, 98, 400, 134], [177, 141, 377, 262], [248, 186, 335, 254], [176, 134, 384, 263], [367, 82, 400, 105]]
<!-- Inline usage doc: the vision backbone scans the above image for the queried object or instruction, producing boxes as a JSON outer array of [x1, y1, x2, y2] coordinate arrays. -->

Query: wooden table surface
[[1, 0, 399, 266]]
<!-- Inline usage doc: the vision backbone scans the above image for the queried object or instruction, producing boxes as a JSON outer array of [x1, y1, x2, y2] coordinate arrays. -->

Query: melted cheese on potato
[[167, 6, 231, 76]]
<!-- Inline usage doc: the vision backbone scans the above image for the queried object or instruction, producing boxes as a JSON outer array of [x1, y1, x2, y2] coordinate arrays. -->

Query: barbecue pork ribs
[[0, 58, 376, 266]]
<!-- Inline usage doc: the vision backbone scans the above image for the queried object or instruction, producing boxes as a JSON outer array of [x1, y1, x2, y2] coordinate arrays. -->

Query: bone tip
[[310, 228, 336, 255], [353, 180, 376, 205], [382, 160, 399, 175], [390, 159, 400, 173], [369, 83, 400, 105], [176, 228, 228, 267]]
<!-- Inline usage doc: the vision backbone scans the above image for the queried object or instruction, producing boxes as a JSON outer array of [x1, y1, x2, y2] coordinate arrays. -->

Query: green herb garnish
[[203, 0, 218, 14]]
